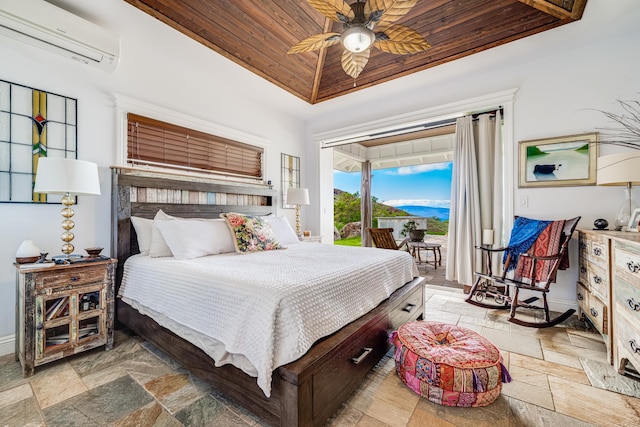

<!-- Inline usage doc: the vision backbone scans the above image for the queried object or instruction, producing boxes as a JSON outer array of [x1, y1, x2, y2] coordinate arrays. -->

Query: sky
[[333, 162, 453, 208]]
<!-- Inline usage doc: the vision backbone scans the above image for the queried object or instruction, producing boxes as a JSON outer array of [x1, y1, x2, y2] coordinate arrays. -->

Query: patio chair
[[465, 216, 581, 328], [367, 228, 410, 252]]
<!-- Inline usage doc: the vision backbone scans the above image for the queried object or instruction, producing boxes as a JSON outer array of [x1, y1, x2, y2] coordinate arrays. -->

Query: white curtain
[[446, 112, 503, 285], [477, 111, 504, 273]]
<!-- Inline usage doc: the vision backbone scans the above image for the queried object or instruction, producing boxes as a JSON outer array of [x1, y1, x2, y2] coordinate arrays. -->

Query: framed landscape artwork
[[519, 132, 598, 188]]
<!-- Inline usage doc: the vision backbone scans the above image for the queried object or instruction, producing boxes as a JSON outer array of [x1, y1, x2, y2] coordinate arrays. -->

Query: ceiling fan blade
[[308, 0, 355, 23], [288, 33, 341, 54], [341, 49, 370, 79], [366, 0, 418, 28], [374, 25, 430, 54]]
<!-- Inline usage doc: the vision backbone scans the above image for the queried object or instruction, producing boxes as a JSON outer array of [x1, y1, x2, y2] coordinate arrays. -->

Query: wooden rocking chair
[[367, 228, 410, 252], [465, 216, 581, 328]]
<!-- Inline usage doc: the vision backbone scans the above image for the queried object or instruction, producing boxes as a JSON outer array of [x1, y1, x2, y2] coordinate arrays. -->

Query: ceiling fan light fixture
[[341, 26, 374, 53]]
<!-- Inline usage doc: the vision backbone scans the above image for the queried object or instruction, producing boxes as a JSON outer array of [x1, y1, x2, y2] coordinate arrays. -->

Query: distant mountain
[[395, 205, 450, 220]]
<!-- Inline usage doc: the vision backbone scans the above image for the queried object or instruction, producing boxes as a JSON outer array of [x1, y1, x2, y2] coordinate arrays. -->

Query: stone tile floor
[[2, 241, 640, 426]]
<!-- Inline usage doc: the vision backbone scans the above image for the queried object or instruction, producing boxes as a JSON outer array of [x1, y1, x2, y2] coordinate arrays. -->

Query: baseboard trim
[[0, 334, 15, 357]]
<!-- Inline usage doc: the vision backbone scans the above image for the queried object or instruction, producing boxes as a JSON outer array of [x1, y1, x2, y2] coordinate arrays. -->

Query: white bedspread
[[119, 242, 418, 396]]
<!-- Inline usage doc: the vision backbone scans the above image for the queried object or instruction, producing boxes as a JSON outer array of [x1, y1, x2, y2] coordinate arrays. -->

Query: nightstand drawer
[[36, 266, 107, 291]]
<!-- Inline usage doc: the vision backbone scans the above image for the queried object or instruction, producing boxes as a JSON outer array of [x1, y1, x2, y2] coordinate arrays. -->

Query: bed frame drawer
[[311, 315, 389, 424], [389, 281, 424, 330]]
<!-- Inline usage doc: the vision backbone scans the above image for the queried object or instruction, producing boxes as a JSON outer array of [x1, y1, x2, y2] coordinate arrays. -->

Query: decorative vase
[[593, 219, 608, 230], [16, 240, 41, 264]]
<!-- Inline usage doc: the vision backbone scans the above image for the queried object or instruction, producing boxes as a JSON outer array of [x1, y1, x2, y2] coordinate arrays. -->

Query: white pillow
[[148, 210, 176, 257], [130, 216, 152, 255], [263, 216, 300, 246], [155, 218, 235, 259]]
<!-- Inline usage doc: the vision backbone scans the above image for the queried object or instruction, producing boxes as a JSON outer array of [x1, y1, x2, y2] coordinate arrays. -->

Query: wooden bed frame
[[111, 167, 425, 426]]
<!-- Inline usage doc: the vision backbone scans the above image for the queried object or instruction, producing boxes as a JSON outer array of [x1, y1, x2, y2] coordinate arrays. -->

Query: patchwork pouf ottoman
[[390, 321, 511, 407]]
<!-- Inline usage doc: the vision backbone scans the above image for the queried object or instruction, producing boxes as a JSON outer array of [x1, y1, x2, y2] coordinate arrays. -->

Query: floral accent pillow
[[220, 212, 284, 253]]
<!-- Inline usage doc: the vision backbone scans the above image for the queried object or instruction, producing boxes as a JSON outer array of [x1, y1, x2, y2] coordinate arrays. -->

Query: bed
[[111, 167, 425, 426]]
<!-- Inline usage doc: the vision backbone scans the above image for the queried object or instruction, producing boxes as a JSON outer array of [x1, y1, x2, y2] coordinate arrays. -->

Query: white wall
[[0, 0, 308, 353]]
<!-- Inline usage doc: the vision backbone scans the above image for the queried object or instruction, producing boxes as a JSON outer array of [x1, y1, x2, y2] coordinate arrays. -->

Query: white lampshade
[[597, 152, 640, 230], [34, 157, 101, 195], [341, 26, 375, 53], [286, 187, 309, 205], [597, 152, 640, 186]]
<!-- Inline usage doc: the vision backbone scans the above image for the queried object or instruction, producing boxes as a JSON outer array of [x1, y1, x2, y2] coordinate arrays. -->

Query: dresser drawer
[[584, 291, 607, 335], [36, 266, 107, 291], [613, 244, 640, 283], [586, 262, 609, 301], [614, 310, 640, 370], [578, 232, 589, 255], [389, 282, 424, 330], [614, 275, 640, 323], [588, 238, 609, 268], [576, 282, 589, 314], [578, 260, 589, 286]]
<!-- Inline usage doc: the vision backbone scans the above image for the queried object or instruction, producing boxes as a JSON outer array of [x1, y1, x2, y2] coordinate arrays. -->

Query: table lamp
[[286, 187, 309, 236], [597, 152, 640, 231], [34, 157, 101, 255]]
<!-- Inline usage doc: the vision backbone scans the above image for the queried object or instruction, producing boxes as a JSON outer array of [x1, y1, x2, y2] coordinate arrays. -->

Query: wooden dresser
[[578, 230, 640, 373]]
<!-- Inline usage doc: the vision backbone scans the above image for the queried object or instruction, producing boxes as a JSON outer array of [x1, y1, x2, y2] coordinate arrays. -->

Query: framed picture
[[281, 153, 300, 208], [519, 132, 598, 188], [628, 208, 640, 232]]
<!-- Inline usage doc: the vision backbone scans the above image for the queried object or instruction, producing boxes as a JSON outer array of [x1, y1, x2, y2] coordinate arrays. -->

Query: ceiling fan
[[288, 0, 431, 79]]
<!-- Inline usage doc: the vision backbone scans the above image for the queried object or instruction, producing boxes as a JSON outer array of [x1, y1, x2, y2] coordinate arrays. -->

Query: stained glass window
[[0, 79, 77, 203]]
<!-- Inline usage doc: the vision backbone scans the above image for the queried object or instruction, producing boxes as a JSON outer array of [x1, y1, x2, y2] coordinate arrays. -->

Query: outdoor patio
[[411, 234, 464, 291]]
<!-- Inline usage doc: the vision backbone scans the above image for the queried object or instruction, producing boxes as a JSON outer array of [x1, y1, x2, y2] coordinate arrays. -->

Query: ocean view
[[393, 205, 450, 220], [334, 162, 453, 223]]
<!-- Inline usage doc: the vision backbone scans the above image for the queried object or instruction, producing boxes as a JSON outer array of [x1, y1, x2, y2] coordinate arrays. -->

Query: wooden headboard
[[110, 167, 277, 293]]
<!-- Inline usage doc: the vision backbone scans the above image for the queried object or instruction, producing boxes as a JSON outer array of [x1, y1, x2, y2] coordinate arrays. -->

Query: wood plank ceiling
[[123, 0, 587, 105]]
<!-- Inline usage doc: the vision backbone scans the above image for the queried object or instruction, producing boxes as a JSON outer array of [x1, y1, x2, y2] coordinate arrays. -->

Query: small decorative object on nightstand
[[15, 257, 116, 377]]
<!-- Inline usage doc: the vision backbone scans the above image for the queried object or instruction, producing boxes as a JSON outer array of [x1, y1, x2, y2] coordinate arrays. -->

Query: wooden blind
[[127, 113, 263, 179]]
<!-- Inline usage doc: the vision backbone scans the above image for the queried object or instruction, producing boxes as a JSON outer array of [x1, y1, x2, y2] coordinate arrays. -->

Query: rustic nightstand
[[299, 235, 321, 243], [15, 258, 116, 377]]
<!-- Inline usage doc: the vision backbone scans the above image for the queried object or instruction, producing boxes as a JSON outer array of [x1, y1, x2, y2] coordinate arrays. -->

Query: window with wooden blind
[[127, 113, 263, 180]]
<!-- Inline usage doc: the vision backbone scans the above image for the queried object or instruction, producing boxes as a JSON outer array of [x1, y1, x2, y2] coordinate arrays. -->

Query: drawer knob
[[627, 261, 640, 274], [70, 276, 79, 282], [577, 293, 583, 301], [580, 242, 587, 250], [592, 247, 602, 256], [580, 266, 587, 274], [592, 275, 602, 284], [590, 307, 598, 318], [402, 303, 416, 313], [628, 298, 640, 312], [630, 340, 640, 354], [351, 347, 373, 365]]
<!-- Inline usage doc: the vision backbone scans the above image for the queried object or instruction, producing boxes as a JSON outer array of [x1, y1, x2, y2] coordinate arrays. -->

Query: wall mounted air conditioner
[[0, 0, 119, 72]]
